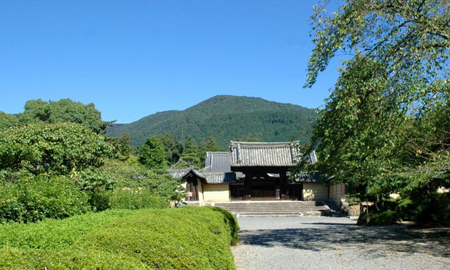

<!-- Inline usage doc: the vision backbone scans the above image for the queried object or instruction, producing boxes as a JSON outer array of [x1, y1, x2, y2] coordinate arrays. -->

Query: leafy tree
[[305, 0, 450, 220], [0, 122, 115, 175], [19, 99, 108, 134], [0, 112, 18, 130], [138, 137, 168, 170]]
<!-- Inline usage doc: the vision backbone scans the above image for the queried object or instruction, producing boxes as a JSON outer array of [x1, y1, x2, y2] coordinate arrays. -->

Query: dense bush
[[357, 210, 400, 226], [0, 174, 90, 223], [0, 207, 238, 270], [110, 189, 168, 210], [374, 193, 450, 225], [100, 159, 185, 202]]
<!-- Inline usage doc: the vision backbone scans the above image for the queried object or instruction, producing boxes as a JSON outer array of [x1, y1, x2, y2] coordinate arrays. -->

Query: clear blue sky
[[1, 0, 341, 123]]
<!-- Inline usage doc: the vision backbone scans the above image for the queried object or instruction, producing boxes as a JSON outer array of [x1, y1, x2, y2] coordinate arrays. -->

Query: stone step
[[236, 211, 325, 217], [182, 201, 342, 217], [207, 201, 337, 217]]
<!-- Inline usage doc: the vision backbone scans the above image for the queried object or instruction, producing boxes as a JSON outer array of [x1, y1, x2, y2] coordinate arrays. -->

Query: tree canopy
[[18, 99, 108, 134], [0, 122, 114, 175], [305, 0, 449, 220]]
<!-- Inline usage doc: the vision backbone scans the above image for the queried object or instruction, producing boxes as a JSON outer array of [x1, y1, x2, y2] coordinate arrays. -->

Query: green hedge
[[0, 174, 90, 223], [110, 189, 169, 210], [0, 246, 148, 270], [0, 207, 238, 270]]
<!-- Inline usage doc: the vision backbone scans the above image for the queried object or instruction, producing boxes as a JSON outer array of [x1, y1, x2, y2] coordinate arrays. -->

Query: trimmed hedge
[[0, 207, 238, 270], [0, 246, 148, 270], [110, 189, 169, 210]]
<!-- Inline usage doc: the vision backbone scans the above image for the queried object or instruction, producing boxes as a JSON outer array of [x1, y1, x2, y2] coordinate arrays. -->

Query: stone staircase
[[207, 201, 338, 217]]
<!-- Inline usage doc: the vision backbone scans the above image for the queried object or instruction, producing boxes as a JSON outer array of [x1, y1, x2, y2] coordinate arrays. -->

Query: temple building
[[170, 141, 345, 205]]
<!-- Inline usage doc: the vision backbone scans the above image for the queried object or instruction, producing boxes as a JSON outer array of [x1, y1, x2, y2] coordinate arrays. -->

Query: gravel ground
[[232, 217, 450, 270]]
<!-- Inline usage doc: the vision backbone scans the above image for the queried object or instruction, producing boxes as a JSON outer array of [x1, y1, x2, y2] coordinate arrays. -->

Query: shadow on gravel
[[239, 224, 450, 258]]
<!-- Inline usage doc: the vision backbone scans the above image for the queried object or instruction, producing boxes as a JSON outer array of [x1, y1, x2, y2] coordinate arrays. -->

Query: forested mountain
[[107, 95, 319, 147]]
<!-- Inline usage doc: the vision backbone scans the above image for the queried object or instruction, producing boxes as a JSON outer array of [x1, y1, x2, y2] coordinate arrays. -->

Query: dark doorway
[[251, 183, 277, 199], [287, 183, 303, 200], [186, 176, 199, 201]]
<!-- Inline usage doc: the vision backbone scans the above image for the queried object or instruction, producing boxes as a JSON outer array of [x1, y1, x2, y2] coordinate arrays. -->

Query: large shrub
[[0, 174, 90, 223], [0, 207, 238, 270]]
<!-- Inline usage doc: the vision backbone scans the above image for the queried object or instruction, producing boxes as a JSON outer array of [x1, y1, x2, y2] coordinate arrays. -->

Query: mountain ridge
[[107, 95, 319, 147]]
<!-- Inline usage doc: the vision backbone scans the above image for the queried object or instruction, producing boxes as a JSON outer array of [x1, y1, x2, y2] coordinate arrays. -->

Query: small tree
[[139, 137, 168, 170]]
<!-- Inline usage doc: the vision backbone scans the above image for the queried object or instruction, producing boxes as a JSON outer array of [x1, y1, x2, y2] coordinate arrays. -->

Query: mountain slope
[[107, 95, 319, 147]]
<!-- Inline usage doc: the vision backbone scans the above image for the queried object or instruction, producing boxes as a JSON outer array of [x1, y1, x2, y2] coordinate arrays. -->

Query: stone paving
[[232, 217, 450, 270]]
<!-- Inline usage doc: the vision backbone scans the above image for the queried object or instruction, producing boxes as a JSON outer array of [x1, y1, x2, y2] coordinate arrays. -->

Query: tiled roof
[[205, 152, 232, 172], [230, 141, 301, 167], [169, 166, 204, 179], [202, 172, 236, 184], [169, 166, 236, 184], [205, 151, 245, 179]]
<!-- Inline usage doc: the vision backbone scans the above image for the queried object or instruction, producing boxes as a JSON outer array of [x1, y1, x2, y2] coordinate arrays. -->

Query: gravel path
[[232, 217, 450, 270]]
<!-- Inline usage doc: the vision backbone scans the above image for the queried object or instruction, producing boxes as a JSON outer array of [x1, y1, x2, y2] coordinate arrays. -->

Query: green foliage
[[0, 207, 238, 270], [19, 98, 107, 134], [0, 210, 139, 250], [107, 132, 134, 161], [100, 159, 185, 203], [0, 122, 115, 175], [181, 137, 203, 168], [0, 111, 18, 130], [206, 206, 240, 246], [110, 189, 168, 210], [177, 136, 227, 169], [107, 95, 319, 147], [305, 0, 450, 223], [73, 168, 115, 193], [0, 247, 148, 270], [357, 210, 400, 226], [154, 133, 184, 164], [406, 191, 450, 224], [78, 207, 236, 269], [0, 174, 90, 223], [139, 137, 168, 170]]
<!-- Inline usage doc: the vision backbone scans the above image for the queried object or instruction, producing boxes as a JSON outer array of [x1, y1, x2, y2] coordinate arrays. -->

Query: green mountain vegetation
[[107, 95, 319, 147]]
